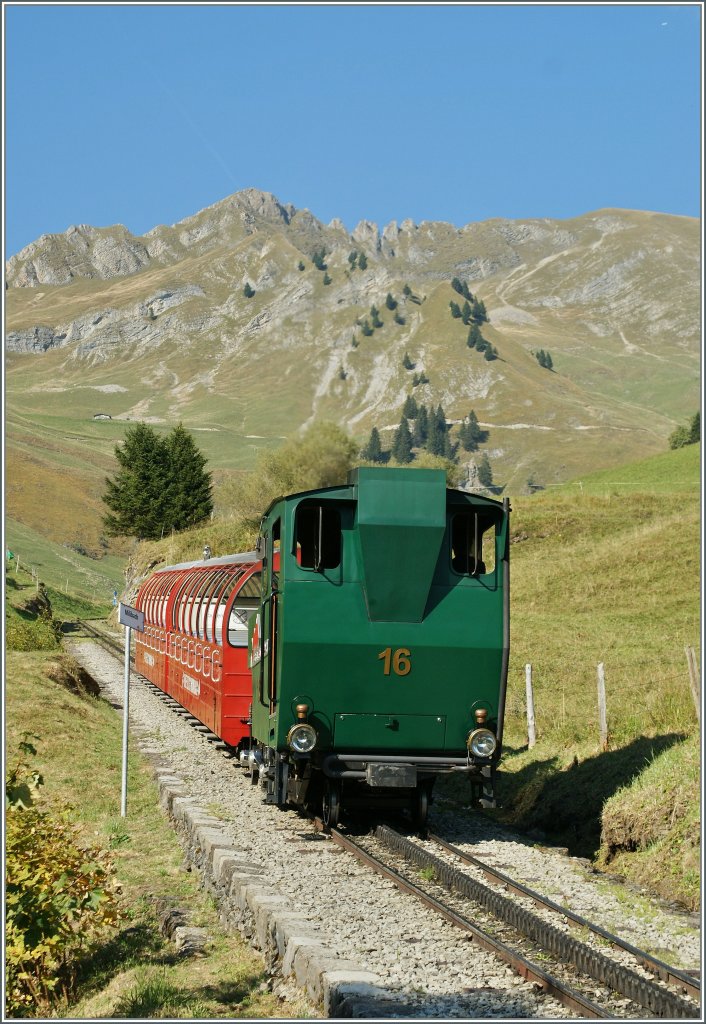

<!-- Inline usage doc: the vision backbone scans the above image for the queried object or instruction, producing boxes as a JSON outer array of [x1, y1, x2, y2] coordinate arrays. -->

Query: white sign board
[[119, 603, 145, 632]]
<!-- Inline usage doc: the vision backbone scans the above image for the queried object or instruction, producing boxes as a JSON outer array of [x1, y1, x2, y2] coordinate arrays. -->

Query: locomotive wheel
[[322, 779, 341, 829], [412, 781, 432, 832]]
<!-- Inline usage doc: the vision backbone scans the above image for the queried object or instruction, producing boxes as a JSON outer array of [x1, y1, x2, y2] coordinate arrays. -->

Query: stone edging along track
[[132, 734, 387, 1018]]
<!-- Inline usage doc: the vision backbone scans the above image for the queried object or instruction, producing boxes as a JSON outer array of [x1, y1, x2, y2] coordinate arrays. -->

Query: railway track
[[79, 617, 701, 1019], [316, 822, 700, 1019]]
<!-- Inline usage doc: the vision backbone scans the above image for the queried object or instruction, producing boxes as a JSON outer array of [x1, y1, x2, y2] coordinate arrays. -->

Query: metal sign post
[[118, 603, 145, 817]]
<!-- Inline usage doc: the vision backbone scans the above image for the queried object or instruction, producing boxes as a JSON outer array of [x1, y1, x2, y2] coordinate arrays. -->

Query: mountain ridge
[[5, 188, 700, 559]]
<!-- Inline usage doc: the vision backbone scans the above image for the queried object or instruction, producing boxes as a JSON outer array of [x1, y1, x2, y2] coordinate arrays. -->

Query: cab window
[[294, 503, 341, 570], [451, 512, 496, 576]]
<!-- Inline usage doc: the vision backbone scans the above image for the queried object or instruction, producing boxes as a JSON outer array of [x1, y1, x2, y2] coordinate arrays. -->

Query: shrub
[[6, 617, 61, 652], [5, 741, 120, 1016]]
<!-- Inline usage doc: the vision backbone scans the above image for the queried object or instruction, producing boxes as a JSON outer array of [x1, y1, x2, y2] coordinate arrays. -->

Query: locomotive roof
[[259, 468, 506, 522], [156, 550, 259, 573]]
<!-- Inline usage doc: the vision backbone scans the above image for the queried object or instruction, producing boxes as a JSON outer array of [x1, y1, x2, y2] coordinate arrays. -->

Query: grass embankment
[[496, 443, 700, 908], [5, 586, 315, 1018]]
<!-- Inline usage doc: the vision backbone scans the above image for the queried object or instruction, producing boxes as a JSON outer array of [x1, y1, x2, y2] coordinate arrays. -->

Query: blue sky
[[4, 3, 702, 256]]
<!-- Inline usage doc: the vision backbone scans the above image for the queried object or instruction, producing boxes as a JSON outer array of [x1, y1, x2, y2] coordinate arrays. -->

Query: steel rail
[[311, 819, 612, 1019], [429, 831, 700, 1001], [376, 825, 699, 1019]]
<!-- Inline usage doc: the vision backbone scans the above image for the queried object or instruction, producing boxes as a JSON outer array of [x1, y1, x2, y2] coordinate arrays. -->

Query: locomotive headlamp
[[287, 723, 317, 754], [467, 728, 497, 758]]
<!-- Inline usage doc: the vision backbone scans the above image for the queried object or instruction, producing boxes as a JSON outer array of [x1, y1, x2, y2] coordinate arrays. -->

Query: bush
[[5, 740, 120, 1016], [6, 617, 61, 652]]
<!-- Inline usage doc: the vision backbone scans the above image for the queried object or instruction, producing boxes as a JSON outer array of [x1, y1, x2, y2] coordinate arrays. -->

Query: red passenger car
[[134, 552, 263, 748]]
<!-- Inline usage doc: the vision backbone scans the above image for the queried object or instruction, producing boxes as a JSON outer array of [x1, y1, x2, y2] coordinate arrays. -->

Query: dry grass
[[5, 649, 317, 1019]]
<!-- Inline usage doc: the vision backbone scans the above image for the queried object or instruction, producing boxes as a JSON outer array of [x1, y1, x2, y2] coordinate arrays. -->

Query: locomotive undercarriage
[[242, 742, 496, 829]]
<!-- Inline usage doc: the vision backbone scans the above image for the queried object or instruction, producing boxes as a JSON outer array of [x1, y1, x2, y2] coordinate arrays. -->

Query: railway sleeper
[[376, 826, 699, 1019]]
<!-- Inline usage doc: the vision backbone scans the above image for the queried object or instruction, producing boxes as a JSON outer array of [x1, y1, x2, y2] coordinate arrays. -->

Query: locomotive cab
[[247, 467, 509, 828]]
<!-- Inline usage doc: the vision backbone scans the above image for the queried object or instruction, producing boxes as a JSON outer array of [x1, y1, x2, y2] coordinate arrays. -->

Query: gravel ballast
[[69, 639, 700, 1018]]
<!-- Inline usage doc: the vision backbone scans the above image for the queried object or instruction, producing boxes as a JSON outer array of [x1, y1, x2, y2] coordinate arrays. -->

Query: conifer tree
[[361, 319, 373, 337], [348, 251, 358, 269], [394, 313, 406, 325], [103, 423, 212, 540], [370, 304, 383, 328], [403, 394, 418, 419], [385, 292, 398, 310], [484, 345, 498, 361], [413, 405, 429, 446], [298, 260, 306, 271], [461, 300, 473, 325], [358, 252, 368, 270], [392, 416, 414, 464], [312, 248, 327, 271], [362, 426, 383, 462], [426, 405, 447, 456], [403, 283, 412, 297], [449, 301, 462, 319], [163, 423, 214, 533], [471, 297, 488, 323], [323, 272, 332, 286], [402, 351, 415, 370], [467, 324, 483, 349], [477, 453, 493, 488], [243, 282, 255, 298]]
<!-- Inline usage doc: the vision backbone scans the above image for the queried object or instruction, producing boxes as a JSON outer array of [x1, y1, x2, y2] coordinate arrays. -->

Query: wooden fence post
[[525, 663, 536, 748], [685, 646, 701, 724], [597, 662, 609, 751]]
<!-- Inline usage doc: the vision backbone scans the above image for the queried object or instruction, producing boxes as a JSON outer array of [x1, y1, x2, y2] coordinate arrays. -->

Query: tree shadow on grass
[[72, 922, 169, 995], [496, 732, 687, 858]]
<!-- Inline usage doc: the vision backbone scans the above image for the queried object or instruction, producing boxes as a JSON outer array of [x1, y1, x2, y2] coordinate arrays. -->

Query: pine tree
[[361, 319, 373, 337], [403, 394, 418, 419], [323, 272, 332, 286], [426, 405, 447, 456], [312, 248, 327, 271], [467, 324, 483, 349], [243, 282, 255, 298], [402, 351, 415, 370], [544, 351, 553, 370], [392, 416, 413, 464], [413, 405, 429, 446], [370, 305, 383, 328], [689, 411, 700, 443], [348, 251, 358, 269], [471, 297, 488, 323], [103, 423, 212, 539], [394, 313, 406, 325], [477, 453, 493, 488], [163, 423, 214, 533], [403, 284, 412, 297], [351, 335, 359, 348], [451, 277, 464, 296], [362, 426, 383, 462], [358, 252, 368, 270], [385, 292, 398, 310], [449, 301, 462, 319], [461, 300, 473, 325], [484, 345, 498, 361], [297, 260, 305, 271]]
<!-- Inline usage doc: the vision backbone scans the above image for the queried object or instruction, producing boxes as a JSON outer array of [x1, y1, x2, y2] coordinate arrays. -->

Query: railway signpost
[[119, 603, 145, 816]]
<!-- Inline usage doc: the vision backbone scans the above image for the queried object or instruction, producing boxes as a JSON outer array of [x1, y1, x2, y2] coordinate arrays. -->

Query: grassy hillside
[[494, 442, 700, 907], [5, 202, 699, 598]]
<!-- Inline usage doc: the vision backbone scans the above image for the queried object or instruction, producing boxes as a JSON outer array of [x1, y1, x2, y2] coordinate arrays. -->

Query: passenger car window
[[294, 504, 341, 570], [227, 598, 259, 647], [451, 512, 496, 575]]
